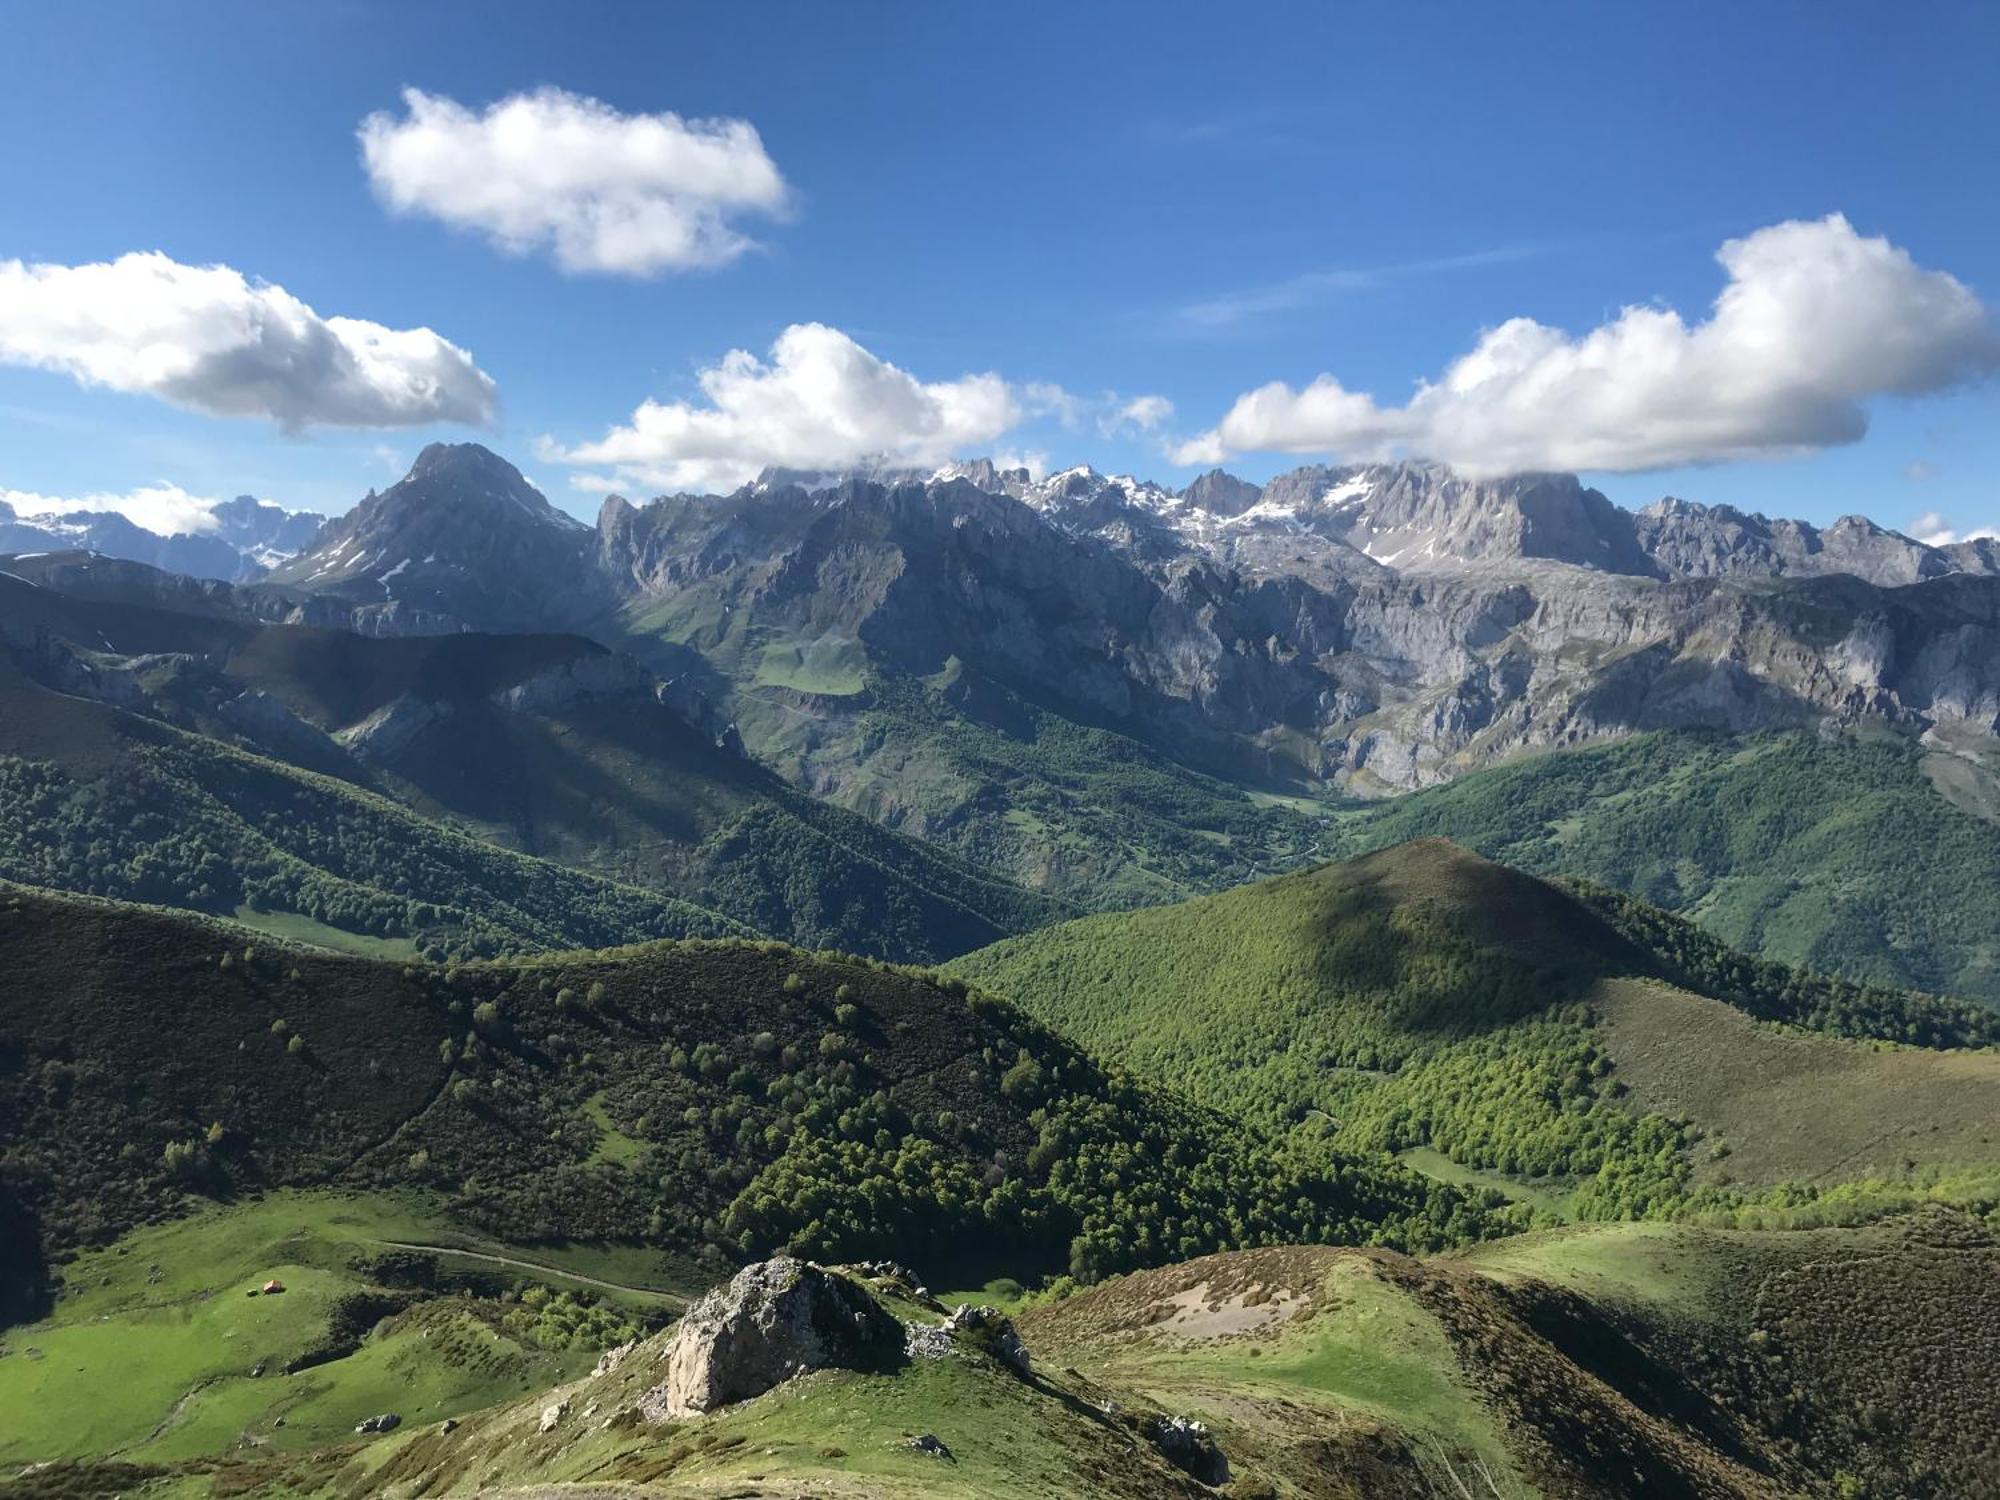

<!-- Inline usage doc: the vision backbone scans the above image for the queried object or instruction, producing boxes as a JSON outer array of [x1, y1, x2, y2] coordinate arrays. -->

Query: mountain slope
[[0, 564, 1068, 960], [0, 652, 744, 961], [70, 1213, 2000, 1499], [0, 883, 1488, 1278], [1324, 727, 2000, 1002], [254, 446, 2000, 917], [263, 442, 607, 629], [951, 839, 2000, 1215], [0, 493, 323, 582]]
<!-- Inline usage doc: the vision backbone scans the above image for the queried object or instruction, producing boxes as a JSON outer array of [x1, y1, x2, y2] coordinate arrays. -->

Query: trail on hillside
[[369, 1240, 686, 1305]]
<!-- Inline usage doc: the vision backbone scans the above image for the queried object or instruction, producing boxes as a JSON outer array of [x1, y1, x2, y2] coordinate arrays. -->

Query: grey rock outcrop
[[945, 1303, 1031, 1374], [491, 650, 652, 714], [336, 693, 452, 764], [641, 1257, 903, 1420], [1150, 1415, 1228, 1484]]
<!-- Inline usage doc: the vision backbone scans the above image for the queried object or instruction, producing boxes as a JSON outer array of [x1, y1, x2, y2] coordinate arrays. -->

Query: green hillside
[[1327, 727, 2000, 1003], [0, 573, 1069, 961], [31, 1212, 1997, 1499], [0, 656, 744, 960], [0, 884, 1493, 1294], [951, 839, 2000, 1221], [625, 606, 1335, 909]]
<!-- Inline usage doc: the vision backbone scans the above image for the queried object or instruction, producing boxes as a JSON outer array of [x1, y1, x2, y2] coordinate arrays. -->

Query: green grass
[[0, 1192, 601, 1465], [230, 905, 421, 959], [1397, 1147, 1576, 1221], [1593, 976, 2000, 1188], [951, 838, 2000, 1224], [751, 633, 869, 694], [0, 598, 1067, 966], [581, 1091, 647, 1167], [727, 669, 1336, 912], [1, 880, 1493, 1310]]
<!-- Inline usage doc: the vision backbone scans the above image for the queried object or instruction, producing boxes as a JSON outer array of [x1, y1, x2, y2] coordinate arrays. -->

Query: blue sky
[[1, 1, 1996, 539]]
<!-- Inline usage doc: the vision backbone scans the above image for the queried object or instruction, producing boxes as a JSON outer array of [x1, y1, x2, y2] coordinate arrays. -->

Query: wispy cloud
[[1172, 244, 1556, 332], [1131, 101, 1346, 153]]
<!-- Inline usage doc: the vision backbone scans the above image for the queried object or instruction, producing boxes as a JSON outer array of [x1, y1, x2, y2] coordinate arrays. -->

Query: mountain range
[[0, 492, 325, 581], [259, 445, 2000, 802], [12, 440, 2000, 998]]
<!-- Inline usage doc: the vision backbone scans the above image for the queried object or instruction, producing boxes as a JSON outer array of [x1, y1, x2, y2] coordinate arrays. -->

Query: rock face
[[946, 1303, 1031, 1374], [249, 447, 2000, 803], [1150, 1415, 1228, 1484], [264, 443, 608, 631], [643, 1258, 903, 1419]]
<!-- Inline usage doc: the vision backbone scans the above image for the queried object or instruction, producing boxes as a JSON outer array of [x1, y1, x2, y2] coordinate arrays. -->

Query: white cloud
[[544, 323, 1043, 493], [4, 482, 227, 536], [1907, 459, 1938, 482], [994, 449, 1050, 480], [1101, 393, 1175, 436], [360, 87, 791, 277], [1910, 510, 1997, 547], [0, 252, 496, 430], [1176, 215, 2000, 476]]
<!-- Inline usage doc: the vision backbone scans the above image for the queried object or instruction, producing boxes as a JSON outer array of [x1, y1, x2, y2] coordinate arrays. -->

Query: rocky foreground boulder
[[641, 1257, 904, 1419]]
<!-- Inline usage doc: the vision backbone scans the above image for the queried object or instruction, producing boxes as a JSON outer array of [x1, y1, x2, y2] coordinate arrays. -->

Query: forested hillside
[[0, 884, 1492, 1291], [1328, 729, 2000, 1003], [952, 839, 2000, 1223], [0, 569, 1069, 960]]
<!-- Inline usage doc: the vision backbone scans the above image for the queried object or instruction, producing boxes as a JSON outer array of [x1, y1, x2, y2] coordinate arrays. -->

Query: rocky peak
[[1630, 496, 1976, 586], [261, 443, 604, 629], [1180, 468, 1263, 517]]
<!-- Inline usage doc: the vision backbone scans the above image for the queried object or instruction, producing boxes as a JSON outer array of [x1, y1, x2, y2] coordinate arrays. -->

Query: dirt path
[[369, 1241, 687, 1305]]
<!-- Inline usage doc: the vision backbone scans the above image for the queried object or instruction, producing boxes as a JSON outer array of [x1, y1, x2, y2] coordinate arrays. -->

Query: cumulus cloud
[[1175, 215, 2000, 477], [544, 323, 1039, 492], [0, 252, 496, 430], [3, 482, 228, 536], [360, 87, 791, 277], [1910, 510, 1997, 547]]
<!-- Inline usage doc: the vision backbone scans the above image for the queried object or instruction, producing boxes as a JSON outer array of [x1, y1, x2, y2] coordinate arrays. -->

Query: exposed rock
[[354, 1412, 401, 1434], [640, 1257, 903, 1420], [491, 650, 651, 715], [336, 693, 451, 764], [1150, 1415, 1228, 1485], [908, 1433, 955, 1461], [945, 1303, 1031, 1374], [593, 1340, 637, 1377], [538, 1398, 569, 1434], [218, 689, 330, 759], [264, 443, 609, 632], [838, 1259, 937, 1306]]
